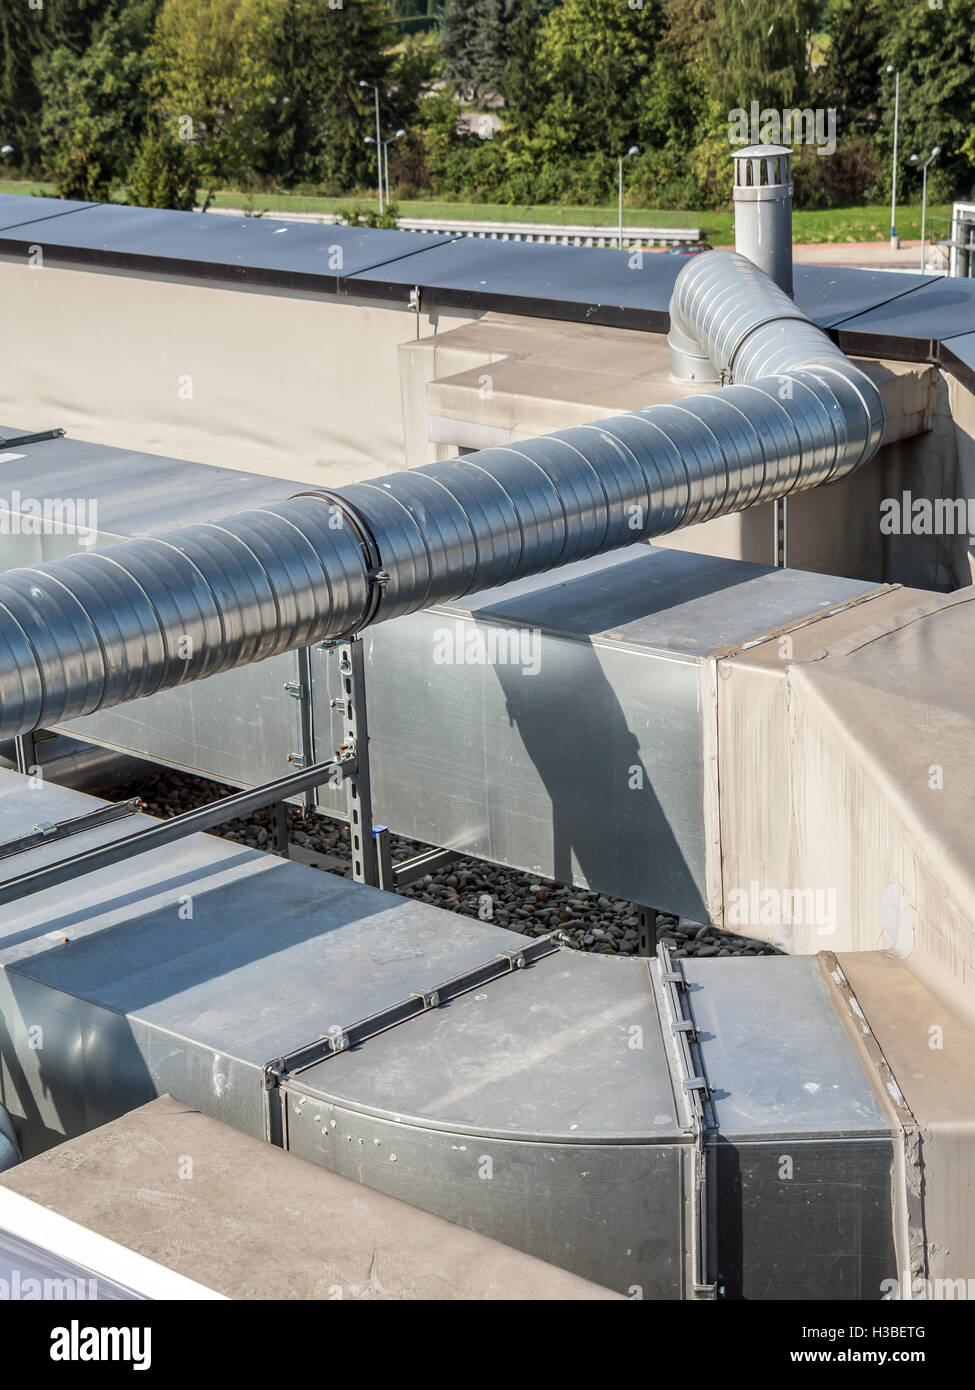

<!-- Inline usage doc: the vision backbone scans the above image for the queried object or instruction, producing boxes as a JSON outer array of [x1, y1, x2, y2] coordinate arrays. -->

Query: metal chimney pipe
[[0, 252, 883, 741], [732, 143, 794, 296], [670, 144, 794, 381]]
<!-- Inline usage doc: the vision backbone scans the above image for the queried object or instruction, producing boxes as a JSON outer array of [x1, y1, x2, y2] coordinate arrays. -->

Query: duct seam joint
[[651, 946, 718, 1299], [820, 953, 927, 1294]]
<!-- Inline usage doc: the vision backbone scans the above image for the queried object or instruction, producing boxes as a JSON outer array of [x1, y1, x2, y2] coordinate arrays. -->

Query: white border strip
[[0, 1187, 226, 1300]]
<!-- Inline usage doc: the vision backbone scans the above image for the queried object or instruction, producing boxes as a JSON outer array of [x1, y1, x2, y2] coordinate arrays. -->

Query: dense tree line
[[0, 0, 971, 212]]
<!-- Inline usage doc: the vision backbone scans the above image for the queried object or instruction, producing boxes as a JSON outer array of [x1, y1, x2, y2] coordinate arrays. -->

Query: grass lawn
[[207, 191, 952, 245], [0, 178, 950, 246], [0, 178, 55, 197], [206, 189, 705, 228]]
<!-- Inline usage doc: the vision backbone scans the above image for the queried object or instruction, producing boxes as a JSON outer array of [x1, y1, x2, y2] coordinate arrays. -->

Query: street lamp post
[[886, 66, 900, 248], [358, 79, 383, 215], [618, 145, 639, 251], [911, 146, 941, 273], [382, 129, 406, 206]]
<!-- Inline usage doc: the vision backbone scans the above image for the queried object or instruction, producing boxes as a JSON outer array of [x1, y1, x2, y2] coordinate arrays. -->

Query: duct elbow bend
[[668, 250, 886, 474], [667, 309, 720, 385]]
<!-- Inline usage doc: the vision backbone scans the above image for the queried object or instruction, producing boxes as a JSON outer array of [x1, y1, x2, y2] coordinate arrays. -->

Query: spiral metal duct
[[0, 251, 884, 739]]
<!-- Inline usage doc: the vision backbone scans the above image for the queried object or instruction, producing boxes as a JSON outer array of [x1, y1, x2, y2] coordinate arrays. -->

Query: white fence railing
[[396, 217, 701, 248], [206, 205, 701, 248]]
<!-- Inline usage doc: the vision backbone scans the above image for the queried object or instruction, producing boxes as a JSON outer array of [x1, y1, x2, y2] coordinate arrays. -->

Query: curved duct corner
[[0, 252, 884, 741]]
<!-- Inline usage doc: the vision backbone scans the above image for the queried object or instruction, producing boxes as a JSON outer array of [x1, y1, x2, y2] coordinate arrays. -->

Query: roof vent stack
[[732, 143, 794, 297]]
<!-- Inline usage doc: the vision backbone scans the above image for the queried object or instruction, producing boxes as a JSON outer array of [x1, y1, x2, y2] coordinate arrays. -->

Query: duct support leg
[[271, 802, 290, 858], [773, 497, 789, 568], [337, 637, 379, 888], [13, 731, 36, 778], [374, 825, 394, 890], [637, 906, 657, 957]]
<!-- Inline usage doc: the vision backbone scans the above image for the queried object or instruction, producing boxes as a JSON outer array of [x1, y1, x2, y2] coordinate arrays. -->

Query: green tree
[[442, 0, 551, 102], [37, 0, 160, 200], [149, 0, 278, 202], [642, 0, 718, 153], [501, 1, 550, 131], [659, 0, 715, 64], [529, 0, 665, 159], [0, 0, 114, 172], [815, 0, 886, 137], [707, 0, 820, 114], [269, 0, 399, 191], [441, 0, 481, 97], [127, 129, 197, 209], [880, 0, 975, 199]]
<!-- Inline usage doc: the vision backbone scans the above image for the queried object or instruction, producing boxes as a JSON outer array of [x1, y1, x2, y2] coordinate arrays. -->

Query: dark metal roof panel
[[830, 276, 975, 360], [0, 195, 96, 231], [346, 234, 682, 329], [937, 327, 975, 393], [0, 201, 458, 290], [0, 195, 963, 356], [793, 264, 936, 328]]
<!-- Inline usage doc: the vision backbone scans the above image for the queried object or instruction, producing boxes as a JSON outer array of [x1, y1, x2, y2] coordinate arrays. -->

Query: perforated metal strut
[[0, 252, 884, 740]]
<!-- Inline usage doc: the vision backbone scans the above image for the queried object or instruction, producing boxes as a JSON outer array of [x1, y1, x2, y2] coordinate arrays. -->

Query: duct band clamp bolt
[[410, 990, 440, 1011], [291, 488, 389, 635]]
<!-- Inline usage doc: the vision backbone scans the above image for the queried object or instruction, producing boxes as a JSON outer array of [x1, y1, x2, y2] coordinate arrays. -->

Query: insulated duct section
[[0, 252, 884, 740]]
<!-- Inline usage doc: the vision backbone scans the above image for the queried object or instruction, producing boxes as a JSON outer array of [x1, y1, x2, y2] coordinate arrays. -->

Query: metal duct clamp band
[[290, 489, 390, 635]]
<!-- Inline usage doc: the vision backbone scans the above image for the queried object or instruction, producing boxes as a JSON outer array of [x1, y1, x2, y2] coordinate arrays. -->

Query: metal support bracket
[[773, 496, 789, 568], [13, 730, 37, 778], [636, 905, 657, 957], [0, 797, 142, 863], [393, 846, 459, 888], [0, 756, 352, 908], [0, 427, 66, 451], [335, 636, 378, 887], [284, 646, 316, 809], [374, 824, 394, 890]]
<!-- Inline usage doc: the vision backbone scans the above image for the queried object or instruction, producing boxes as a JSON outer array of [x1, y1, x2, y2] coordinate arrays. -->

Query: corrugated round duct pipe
[[0, 251, 885, 740]]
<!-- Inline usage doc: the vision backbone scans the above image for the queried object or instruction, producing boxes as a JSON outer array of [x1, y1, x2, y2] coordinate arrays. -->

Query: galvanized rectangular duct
[[0, 252, 885, 739]]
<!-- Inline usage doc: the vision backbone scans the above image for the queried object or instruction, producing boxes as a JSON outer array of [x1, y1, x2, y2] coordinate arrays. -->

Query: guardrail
[[398, 217, 700, 248], [205, 205, 701, 248]]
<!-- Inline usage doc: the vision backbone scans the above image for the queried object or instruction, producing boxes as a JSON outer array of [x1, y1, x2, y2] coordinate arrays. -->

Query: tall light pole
[[886, 66, 900, 249], [382, 129, 406, 206], [618, 145, 638, 250], [358, 79, 383, 214], [911, 146, 941, 273]]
